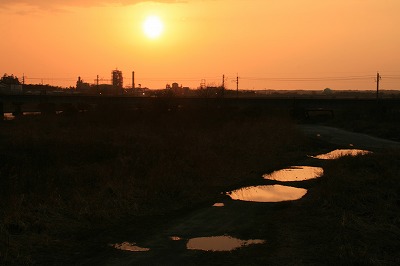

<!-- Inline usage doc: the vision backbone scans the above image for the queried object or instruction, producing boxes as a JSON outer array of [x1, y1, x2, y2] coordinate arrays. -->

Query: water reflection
[[212, 203, 225, 207], [4, 113, 15, 120], [187, 235, 265, 251], [3, 112, 42, 120], [227, 185, 307, 202], [312, 149, 371, 160], [263, 166, 323, 182], [110, 242, 150, 252]]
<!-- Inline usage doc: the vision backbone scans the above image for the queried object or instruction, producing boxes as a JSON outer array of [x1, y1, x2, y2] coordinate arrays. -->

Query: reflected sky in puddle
[[263, 166, 323, 182], [312, 149, 372, 160], [4, 113, 15, 120], [110, 242, 150, 252], [3, 112, 42, 120], [227, 184, 307, 202], [187, 235, 265, 251]]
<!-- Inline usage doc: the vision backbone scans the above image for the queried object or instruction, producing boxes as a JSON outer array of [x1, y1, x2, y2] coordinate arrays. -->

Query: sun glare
[[143, 16, 164, 39]]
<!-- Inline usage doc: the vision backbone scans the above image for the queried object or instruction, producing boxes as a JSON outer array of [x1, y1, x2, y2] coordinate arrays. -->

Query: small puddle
[[3, 112, 42, 120], [263, 166, 323, 182], [212, 203, 224, 207], [227, 185, 307, 202], [187, 235, 265, 251], [3, 113, 15, 120], [312, 149, 371, 160], [110, 242, 150, 252]]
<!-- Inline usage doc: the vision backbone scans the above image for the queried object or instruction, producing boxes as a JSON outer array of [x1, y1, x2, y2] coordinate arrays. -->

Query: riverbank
[[0, 107, 309, 265], [2, 106, 399, 265]]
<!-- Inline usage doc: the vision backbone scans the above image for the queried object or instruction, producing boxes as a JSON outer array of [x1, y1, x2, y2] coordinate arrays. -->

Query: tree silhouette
[[0, 74, 20, 85]]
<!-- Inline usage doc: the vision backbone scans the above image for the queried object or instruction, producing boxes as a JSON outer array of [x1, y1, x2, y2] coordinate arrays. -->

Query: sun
[[143, 16, 164, 39]]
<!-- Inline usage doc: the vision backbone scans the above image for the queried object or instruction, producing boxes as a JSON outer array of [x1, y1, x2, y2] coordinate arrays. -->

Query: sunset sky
[[1, 0, 400, 90]]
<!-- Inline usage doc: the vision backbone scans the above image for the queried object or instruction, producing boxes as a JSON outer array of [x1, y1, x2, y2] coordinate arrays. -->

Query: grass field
[[1, 104, 399, 265], [0, 106, 309, 265]]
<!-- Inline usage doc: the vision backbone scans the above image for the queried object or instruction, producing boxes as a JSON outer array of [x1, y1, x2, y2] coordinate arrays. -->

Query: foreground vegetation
[[1, 104, 399, 265], [309, 151, 400, 264], [192, 151, 400, 266], [0, 106, 307, 265]]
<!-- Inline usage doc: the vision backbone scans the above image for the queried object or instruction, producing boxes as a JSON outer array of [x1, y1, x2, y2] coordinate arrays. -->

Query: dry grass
[[0, 106, 307, 265], [301, 151, 400, 264]]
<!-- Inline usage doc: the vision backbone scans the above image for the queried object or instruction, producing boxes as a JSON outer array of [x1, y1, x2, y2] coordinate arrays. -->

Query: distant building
[[112, 69, 123, 95], [172, 82, 179, 90], [76, 76, 90, 92], [170, 82, 189, 96]]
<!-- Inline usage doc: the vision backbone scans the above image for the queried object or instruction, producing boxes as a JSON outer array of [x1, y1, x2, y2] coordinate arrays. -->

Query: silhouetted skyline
[[1, 0, 400, 90]]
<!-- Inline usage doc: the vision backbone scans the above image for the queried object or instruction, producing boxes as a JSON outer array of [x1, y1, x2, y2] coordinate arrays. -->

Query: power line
[[241, 75, 375, 82], [15, 72, 400, 89]]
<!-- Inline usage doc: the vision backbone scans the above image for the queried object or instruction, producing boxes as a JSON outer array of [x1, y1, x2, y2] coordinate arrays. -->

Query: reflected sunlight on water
[[3, 112, 42, 120], [110, 242, 150, 252], [187, 235, 265, 251], [227, 185, 307, 202], [263, 166, 323, 182], [4, 113, 14, 120], [312, 149, 372, 160]]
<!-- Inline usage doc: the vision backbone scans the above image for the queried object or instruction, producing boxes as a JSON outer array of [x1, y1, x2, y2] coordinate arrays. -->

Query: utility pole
[[222, 74, 225, 97], [96, 75, 99, 94], [376, 72, 381, 100], [236, 74, 239, 98]]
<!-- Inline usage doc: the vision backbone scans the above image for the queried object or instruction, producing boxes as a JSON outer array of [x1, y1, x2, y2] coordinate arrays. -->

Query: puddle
[[227, 185, 307, 202], [110, 242, 150, 252], [187, 235, 265, 251], [212, 203, 225, 207], [3, 113, 15, 120], [3, 112, 42, 120], [2, 111, 65, 121], [312, 149, 371, 160], [263, 166, 323, 182]]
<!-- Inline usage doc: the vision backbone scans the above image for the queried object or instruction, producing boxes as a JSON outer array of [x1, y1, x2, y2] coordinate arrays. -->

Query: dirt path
[[298, 124, 400, 151]]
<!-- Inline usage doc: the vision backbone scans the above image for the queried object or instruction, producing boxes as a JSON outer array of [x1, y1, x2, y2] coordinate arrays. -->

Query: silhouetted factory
[[112, 69, 123, 95]]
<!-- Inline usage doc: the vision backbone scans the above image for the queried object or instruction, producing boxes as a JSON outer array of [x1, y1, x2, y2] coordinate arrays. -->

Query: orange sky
[[1, 0, 400, 90]]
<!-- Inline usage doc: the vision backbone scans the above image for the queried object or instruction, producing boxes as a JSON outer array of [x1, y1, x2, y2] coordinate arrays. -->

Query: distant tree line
[[0, 74, 20, 86]]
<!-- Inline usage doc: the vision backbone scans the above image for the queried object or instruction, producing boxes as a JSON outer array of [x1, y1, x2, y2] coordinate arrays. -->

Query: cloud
[[0, 0, 184, 10]]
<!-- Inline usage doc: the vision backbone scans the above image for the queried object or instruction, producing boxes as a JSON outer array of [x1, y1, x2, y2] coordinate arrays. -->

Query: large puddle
[[227, 184, 307, 202], [187, 235, 265, 251], [312, 149, 371, 160], [263, 166, 323, 182]]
